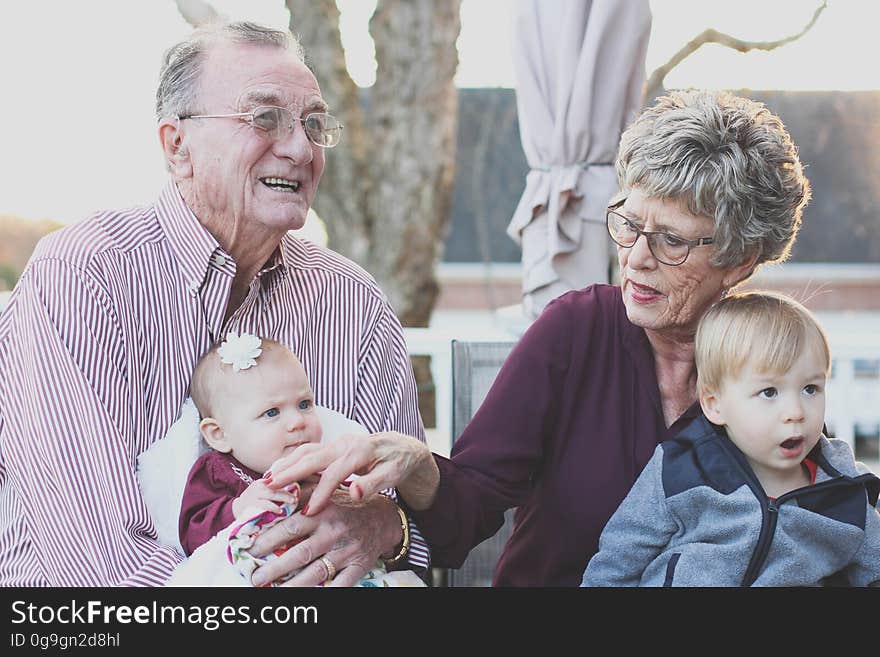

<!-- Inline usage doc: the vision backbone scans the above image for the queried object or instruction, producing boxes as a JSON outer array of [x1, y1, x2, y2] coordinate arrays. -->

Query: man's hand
[[248, 489, 402, 587], [231, 479, 299, 520]]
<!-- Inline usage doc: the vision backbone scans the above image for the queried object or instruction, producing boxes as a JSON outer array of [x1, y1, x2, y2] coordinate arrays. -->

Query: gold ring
[[319, 555, 336, 582]]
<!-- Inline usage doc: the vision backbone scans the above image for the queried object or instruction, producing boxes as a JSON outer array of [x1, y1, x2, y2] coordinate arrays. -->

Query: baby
[[583, 291, 880, 586], [176, 332, 424, 587], [179, 333, 320, 556]]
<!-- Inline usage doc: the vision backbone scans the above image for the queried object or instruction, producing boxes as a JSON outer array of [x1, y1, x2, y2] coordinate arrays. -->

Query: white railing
[[816, 313, 880, 460], [404, 328, 454, 456], [824, 350, 880, 453], [4, 291, 875, 463], [404, 323, 515, 456], [407, 313, 880, 464]]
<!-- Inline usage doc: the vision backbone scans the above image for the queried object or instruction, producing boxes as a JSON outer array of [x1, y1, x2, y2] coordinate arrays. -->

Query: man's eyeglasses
[[179, 106, 344, 148], [606, 199, 715, 266]]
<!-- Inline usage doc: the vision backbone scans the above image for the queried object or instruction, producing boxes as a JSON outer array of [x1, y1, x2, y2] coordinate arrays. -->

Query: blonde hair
[[190, 337, 292, 418], [695, 291, 830, 394]]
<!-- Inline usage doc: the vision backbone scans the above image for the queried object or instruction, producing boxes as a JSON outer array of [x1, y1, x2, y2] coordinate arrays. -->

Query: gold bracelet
[[383, 501, 410, 567]]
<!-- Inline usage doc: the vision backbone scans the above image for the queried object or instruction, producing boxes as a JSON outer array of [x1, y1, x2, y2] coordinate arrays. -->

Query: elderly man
[[0, 22, 427, 586]]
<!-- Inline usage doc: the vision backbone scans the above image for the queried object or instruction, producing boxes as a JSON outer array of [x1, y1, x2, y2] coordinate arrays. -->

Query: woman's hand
[[248, 432, 439, 587], [266, 431, 440, 515]]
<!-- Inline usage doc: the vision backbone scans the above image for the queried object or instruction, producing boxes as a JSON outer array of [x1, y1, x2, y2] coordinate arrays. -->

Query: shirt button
[[213, 254, 227, 267], [188, 282, 199, 295]]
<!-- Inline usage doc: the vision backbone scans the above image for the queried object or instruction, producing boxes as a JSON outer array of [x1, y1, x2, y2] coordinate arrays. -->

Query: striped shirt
[[0, 181, 428, 586]]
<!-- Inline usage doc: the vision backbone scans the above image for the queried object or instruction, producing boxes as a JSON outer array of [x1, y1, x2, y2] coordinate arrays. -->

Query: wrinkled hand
[[232, 478, 298, 520], [266, 431, 438, 515], [248, 489, 401, 587]]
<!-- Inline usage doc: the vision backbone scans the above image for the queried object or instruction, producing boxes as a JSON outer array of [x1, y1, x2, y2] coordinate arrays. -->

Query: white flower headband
[[217, 332, 263, 372]]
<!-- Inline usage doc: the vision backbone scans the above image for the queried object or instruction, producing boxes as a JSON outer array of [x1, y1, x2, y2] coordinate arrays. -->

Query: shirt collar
[[156, 180, 292, 295], [155, 181, 224, 295], [802, 457, 818, 485], [255, 243, 288, 307], [261, 245, 286, 277]]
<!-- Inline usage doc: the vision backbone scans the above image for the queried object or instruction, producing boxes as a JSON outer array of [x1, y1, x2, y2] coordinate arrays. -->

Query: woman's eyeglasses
[[606, 199, 714, 266]]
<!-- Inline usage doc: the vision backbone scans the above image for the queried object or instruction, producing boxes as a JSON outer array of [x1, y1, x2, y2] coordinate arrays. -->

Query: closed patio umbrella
[[508, 0, 651, 319]]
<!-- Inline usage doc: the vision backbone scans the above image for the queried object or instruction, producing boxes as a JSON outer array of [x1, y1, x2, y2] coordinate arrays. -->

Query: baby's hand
[[232, 479, 300, 520]]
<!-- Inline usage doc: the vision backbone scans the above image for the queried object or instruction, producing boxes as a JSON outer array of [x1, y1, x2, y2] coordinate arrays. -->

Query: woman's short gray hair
[[616, 90, 811, 270], [156, 21, 305, 120]]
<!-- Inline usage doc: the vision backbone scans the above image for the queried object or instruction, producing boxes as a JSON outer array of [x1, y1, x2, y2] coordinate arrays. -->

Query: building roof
[[444, 89, 880, 264]]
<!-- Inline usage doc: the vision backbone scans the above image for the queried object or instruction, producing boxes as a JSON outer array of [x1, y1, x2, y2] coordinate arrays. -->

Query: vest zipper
[[743, 498, 778, 586], [713, 438, 774, 586], [742, 476, 870, 586], [709, 429, 878, 586]]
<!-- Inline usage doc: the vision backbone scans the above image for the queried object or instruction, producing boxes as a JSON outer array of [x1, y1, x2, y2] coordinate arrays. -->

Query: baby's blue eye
[[264, 408, 280, 418], [758, 387, 778, 399], [803, 384, 820, 395], [298, 399, 312, 411]]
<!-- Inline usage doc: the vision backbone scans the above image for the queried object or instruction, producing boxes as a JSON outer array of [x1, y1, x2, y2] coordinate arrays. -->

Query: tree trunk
[[285, 0, 373, 266], [367, 0, 460, 327], [288, 0, 461, 328]]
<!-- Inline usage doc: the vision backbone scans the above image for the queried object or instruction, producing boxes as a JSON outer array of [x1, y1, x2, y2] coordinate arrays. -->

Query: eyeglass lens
[[608, 212, 689, 265], [252, 107, 341, 147]]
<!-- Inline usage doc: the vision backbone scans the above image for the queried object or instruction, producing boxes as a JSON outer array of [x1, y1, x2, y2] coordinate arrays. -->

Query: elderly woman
[[258, 90, 811, 586]]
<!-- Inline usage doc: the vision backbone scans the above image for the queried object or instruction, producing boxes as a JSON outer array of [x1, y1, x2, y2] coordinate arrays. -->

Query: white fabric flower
[[217, 332, 262, 372]]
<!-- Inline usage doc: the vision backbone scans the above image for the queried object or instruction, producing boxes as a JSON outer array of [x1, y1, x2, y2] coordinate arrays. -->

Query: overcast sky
[[1, 0, 876, 225]]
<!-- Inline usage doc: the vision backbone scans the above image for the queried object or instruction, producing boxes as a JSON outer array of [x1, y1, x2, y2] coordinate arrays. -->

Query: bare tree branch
[[645, 0, 828, 101], [175, 0, 221, 28]]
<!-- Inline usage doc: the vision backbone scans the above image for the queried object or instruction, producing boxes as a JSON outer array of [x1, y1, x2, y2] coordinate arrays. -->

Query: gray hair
[[616, 90, 811, 270], [156, 21, 305, 120]]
